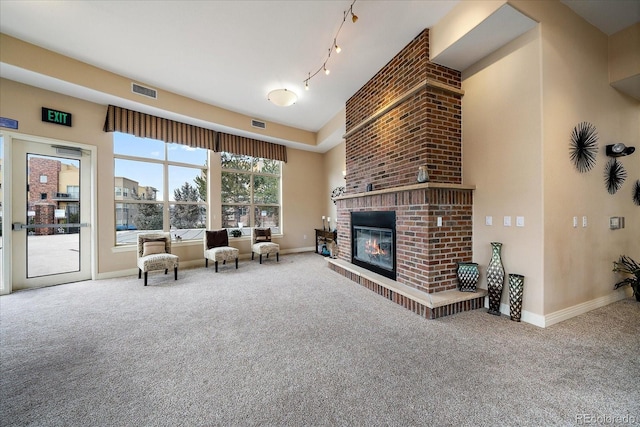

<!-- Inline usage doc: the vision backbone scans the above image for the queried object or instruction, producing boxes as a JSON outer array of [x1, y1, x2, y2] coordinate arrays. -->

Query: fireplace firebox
[[351, 211, 396, 280]]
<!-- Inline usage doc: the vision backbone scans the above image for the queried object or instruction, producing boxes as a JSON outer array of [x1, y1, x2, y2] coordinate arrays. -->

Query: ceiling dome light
[[267, 89, 297, 107]]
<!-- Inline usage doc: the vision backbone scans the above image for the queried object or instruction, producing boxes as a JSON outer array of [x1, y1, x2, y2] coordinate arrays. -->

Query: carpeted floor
[[1, 253, 638, 426]]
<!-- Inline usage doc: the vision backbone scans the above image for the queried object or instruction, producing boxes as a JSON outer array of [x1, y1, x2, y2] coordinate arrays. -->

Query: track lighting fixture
[[303, 0, 358, 92]]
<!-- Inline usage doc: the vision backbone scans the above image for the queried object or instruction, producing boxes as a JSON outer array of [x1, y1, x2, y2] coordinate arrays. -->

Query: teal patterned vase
[[456, 262, 479, 292], [509, 274, 524, 322], [487, 242, 505, 316]]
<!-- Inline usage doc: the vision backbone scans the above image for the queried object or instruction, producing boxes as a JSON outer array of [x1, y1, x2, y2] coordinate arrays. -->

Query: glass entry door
[[11, 139, 91, 289]]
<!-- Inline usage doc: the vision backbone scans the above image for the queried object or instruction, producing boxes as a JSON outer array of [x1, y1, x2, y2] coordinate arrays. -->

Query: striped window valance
[[217, 132, 288, 163], [103, 105, 217, 151]]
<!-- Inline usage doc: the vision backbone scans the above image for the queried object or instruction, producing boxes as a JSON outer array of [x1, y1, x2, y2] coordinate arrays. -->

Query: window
[[113, 132, 208, 244], [221, 152, 281, 234], [66, 185, 79, 199]]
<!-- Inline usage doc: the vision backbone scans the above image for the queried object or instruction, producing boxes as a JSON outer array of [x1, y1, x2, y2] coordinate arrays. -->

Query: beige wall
[[528, 0, 639, 315], [323, 141, 346, 226], [608, 23, 640, 85], [462, 26, 544, 318], [0, 78, 324, 278], [461, 0, 639, 323]]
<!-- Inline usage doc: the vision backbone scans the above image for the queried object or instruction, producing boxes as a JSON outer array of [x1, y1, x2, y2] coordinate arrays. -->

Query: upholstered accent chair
[[136, 233, 179, 286], [203, 229, 239, 272], [251, 228, 279, 264]]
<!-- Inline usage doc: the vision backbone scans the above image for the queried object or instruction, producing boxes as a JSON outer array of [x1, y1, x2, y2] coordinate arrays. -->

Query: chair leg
[[138, 269, 141, 279], [235, 258, 238, 269], [266, 253, 269, 258], [252, 252, 255, 260], [276, 252, 279, 262], [174, 267, 178, 280], [144, 271, 148, 286], [215, 261, 219, 273], [205, 259, 208, 268], [259, 254, 263, 264]]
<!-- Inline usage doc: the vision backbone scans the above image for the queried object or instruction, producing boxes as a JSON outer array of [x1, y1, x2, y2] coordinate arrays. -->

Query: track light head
[[350, 6, 358, 23]]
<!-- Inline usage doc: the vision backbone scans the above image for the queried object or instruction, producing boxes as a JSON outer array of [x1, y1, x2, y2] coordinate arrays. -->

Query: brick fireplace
[[329, 29, 486, 318]]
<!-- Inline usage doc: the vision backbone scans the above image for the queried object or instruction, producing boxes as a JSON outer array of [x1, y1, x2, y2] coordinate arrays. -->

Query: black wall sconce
[[606, 143, 635, 157]]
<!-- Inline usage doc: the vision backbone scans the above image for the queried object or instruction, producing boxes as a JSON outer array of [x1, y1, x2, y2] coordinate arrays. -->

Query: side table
[[315, 229, 337, 254]]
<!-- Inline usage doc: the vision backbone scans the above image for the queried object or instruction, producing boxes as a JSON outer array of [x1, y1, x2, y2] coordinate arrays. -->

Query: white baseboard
[[482, 289, 631, 328], [542, 288, 631, 327]]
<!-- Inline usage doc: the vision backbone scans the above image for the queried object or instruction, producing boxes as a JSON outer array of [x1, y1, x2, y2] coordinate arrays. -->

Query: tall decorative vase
[[456, 262, 479, 292], [509, 274, 524, 322], [486, 242, 505, 316]]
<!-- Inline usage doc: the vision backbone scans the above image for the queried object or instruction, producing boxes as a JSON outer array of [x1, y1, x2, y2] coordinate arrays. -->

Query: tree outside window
[[221, 152, 281, 234]]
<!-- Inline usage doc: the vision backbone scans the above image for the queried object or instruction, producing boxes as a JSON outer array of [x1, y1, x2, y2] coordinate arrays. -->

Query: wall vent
[[251, 119, 266, 129], [131, 83, 158, 99]]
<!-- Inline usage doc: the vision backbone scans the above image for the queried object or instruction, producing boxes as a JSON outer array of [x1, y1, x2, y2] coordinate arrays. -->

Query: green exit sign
[[42, 107, 72, 127]]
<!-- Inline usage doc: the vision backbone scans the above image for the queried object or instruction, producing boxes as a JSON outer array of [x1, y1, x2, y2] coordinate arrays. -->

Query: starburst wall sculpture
[[569, 122, 598, 173]]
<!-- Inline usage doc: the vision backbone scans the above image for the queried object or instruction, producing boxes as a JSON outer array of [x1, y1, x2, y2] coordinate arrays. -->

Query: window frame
[[113, 133, 208, 245], [220, 152, 282, 235]]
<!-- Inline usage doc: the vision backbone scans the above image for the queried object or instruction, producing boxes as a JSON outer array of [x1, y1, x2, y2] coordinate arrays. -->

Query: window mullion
[[163, 145, 169, 232]]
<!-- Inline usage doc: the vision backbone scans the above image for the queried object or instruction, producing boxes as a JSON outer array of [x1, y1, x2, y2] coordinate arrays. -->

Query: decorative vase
[[486, 242, 505, 316], [417, 165, 429, 183], [456, 262, 479, 292], [509, 274, 525, 322]]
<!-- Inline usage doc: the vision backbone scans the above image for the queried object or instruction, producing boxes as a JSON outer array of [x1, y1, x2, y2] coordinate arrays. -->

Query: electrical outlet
[[573, 216, 578, 228], [437, 217, 443, 227], [485, 216, 493, 226], [504, 216, 511, 227], [582, 216, 587, 228], [303, 234, 307, 240], [516, 216, 524, 227]]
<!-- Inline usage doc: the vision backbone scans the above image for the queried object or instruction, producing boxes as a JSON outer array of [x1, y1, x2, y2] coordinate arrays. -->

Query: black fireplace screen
[[351, 211, 396, 280], [353, 226, 394, 272]]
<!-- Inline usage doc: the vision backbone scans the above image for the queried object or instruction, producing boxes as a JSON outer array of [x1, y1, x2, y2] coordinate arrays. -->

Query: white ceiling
[[1, 0, 638, 149], [561, 0, 640, 35]]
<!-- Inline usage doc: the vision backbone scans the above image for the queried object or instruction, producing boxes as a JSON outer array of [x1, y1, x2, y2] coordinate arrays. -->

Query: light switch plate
[[437, 217, 443, 227], [516, 216, 524, 227], [504, 216, 511, 227], [485, 216, 493, 226]]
